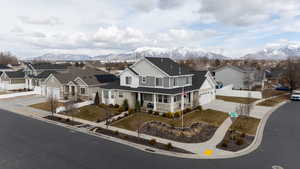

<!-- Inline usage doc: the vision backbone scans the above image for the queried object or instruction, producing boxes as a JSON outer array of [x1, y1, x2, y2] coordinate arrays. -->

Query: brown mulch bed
[[217, 130, 254, 152], [140, 121, 218, 143], [94, 127, 193, 154], [44, 116, 82, 126]]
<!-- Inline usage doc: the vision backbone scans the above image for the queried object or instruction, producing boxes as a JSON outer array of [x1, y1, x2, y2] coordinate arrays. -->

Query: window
[[65, 86, 69, 93], [185, 77, 189, 84], [163, 96, 169, 103], [125, 76, 132, 85], [118, 91, 123, 98], [173, 78, 177, 86], [142, 76, 146, 84], [158, 95, 163, 102], [156, 78, 163, 87], [80, 88, 86, 95], [104, 91, 109, 99]]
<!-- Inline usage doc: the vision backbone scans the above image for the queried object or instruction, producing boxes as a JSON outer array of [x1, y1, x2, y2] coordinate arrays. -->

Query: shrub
[[149, 139, 157, 145], [153, 111, 160, 116], [230, 134, 237, 141], [236, 138, 244, 145], [65, 118, 70, 122], [94, 91, 100, 105], [174, 111, 182, 118], [165, 112, 174, 118], [240, 133, 246, 138], [166, 142, 173, 150], [148, 110, 153, 114], [128, 109, 135, 114], [108, 104, 114, 108], [122, 99, 129, 111], [196, 106, 202, 111], [114, 130, 119, 135], [221, 139, 229, 148], [118, 107, 125, 113], [135, 101, 141, 112], [185, 108, 192, 113], [96, 119, 101, 123], [114, 104, 120, 108]]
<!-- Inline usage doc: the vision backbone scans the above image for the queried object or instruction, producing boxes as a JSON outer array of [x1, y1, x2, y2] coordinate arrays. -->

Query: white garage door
[[199, 91, 215, 105], [46, 87, 60, 100]]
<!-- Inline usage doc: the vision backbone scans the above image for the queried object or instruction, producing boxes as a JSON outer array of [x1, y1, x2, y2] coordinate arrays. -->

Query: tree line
[[0, 51, 18, 65]]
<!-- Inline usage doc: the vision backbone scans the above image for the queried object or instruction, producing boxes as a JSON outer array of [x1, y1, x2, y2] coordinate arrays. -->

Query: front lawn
[[217, 115, 261, 151], [257, 95, 289, 107], [70, 105, 120, 122], [262, 89, 287, 98], [230, 116, 260, 135], [216, 95, 259, 104], [112, 109, 228, 132], [30, 102, 64, 112]]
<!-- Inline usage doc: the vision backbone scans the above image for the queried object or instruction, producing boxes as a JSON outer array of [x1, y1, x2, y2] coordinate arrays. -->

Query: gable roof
[[35, 70, 58, 79], [102, 70, 209, 94], [144, 57, 193, 76], [5, 70, 25, 78], [31, 63, 69, 70], [51, 67, 117, 85], [128, 67, 138, 75]]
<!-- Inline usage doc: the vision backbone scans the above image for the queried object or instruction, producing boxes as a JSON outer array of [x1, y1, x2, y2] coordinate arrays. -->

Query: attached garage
[[46, 87, 60, 99], [199, 90, 215, 105]]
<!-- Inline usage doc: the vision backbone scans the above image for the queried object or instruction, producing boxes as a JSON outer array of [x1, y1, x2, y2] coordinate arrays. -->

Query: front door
[[71, 86, 75, 96]]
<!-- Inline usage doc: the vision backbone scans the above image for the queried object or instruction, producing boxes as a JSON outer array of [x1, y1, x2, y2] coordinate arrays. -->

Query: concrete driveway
[[203, 99, 272, 119], [0, 95, 50, 117]]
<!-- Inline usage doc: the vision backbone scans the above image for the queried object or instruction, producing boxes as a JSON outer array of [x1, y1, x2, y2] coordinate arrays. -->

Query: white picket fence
[[0, 91, 39, 99], [56, 100, 94, 113], [217, 85, 262, 99]]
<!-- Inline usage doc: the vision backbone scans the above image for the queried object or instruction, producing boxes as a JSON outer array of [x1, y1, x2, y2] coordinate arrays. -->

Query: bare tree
[[47, 93, 59, 119], [0, 51, 18, 65], [64, 99, 78, 125], [283, 57, 300, 92]]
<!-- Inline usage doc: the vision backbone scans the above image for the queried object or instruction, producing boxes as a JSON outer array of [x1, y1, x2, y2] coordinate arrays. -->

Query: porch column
[[101, 90, 105, 104], [153, 94, 157, 111], [137, 92, 141, 103], [108, 90, 112, 104], [181, 93, 184, 111], [170, 95, 175, 113], [190, 92, 194, 108]]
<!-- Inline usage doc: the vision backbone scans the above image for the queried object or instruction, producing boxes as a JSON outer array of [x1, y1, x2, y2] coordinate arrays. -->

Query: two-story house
[[101, 57, 216, 113], [213, 65, 265, 90]]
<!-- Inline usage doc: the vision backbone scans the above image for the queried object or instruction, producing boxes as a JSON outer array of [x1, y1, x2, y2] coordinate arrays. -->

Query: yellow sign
[[203, 149, 213, 156]]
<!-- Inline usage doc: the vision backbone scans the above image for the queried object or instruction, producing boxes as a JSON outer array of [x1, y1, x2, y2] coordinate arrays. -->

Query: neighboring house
[[265, 67, 287, 88], [0, 65, 14, 72], [213, 65, 265, 90], [42, 67, 117, 100], [24, 63, 70, 91], [101, 57, 216, 113], [24, 62, 69, 77], [0, 70, 26, 90]]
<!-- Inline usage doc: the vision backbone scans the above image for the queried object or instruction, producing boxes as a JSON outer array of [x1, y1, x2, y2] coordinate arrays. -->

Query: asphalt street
[[0, 101, 299, 169]]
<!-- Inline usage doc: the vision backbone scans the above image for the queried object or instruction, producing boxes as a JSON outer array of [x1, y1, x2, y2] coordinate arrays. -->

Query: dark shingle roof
[[5, 70, 25, 78], [52, 67, 117, 85], [0, 65, 11, 69], [102, 71, 208, 94], [31, 63, 68, 70], [145, 57, 193, 76], [35, 70, 58, 79]]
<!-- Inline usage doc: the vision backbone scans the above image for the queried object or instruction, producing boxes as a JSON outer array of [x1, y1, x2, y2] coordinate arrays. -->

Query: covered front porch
[[137, 91, 198, 113]]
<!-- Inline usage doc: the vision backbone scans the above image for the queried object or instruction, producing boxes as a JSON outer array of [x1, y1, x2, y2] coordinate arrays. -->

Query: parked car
[[291, 90, 300, 101], [275, 86, 291, 91]]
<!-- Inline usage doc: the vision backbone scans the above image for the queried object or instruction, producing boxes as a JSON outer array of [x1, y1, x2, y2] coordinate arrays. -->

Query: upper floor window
[[80, 88, 86, 94], [125, 76, 132, 85], [142, 76, 146, 84], [185, 77, 189, 84], [156, 78, 163, 87]]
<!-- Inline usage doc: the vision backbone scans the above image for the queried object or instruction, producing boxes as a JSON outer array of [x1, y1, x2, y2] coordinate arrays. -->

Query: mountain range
[[24, 44, 300, 61]]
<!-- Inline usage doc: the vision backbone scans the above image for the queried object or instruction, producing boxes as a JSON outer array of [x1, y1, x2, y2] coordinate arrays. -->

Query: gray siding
[[163, 77, 169, 87], [215, 67, 245, 89], [139, 76, 155, 87]]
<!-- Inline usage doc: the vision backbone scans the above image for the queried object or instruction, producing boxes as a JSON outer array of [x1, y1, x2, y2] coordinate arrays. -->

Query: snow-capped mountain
[[25, 53, 92, 61], [24, 47, 227, 61], [243, 44, 300, 60], [94, 47, 228, 61]]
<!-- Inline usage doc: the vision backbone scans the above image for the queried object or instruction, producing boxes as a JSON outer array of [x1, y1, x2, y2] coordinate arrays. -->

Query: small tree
[[122, 99, 129, 111], [47, 92, 58, 119], [135, 101, 141, 112], [94, 91, 100, 105]]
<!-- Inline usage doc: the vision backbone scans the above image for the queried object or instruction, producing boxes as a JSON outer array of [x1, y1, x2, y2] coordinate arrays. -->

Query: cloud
[[10, 26, 23, 33], [132, 0, 185, 12], [198, 0, 300, 26], [18, 16, 63, 25]]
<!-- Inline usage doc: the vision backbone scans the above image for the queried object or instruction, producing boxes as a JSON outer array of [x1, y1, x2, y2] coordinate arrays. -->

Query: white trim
[[74, 77, 89, 87]]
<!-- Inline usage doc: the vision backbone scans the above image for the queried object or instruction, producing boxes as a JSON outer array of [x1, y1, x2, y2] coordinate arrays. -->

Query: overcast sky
[[1, 0, 300, 58]]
